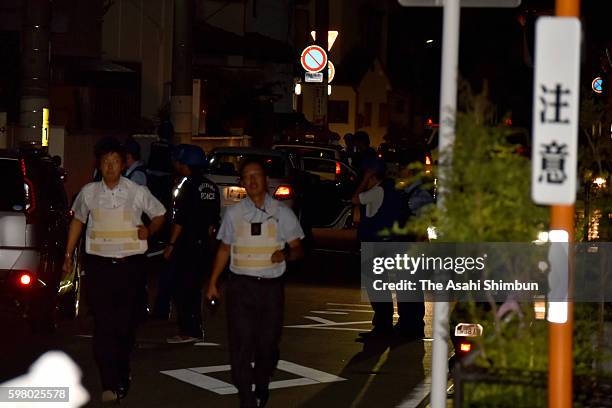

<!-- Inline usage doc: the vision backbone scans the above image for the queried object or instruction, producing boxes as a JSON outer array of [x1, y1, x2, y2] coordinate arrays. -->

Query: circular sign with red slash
[[327, 61, 335, 83], [301, 45, 328, 73]]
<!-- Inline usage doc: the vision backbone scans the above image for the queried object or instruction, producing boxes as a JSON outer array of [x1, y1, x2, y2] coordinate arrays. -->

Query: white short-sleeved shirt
[[359, 184, 384, 217], [72, 177, 166, 256], [217, 194, 304, 278]]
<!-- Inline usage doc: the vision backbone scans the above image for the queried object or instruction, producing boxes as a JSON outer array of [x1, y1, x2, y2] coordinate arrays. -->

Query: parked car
[[205, 147, 358, 237], [272, 142, 347, 163], [205, 147, 299, 216], [297, 156, 358, 230], [377, 142, 433, 178], [0, 148, 80, 332]]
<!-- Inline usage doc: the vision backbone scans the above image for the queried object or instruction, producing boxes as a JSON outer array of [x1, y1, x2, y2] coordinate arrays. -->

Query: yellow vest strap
[[233, 259, 275, 268], [90, 242, 141, 252], [233, 245, 280, 255], [89, 230, 138, 240]]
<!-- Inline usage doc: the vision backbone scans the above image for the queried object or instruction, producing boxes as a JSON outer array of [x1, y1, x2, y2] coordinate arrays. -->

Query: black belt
[[87, 254, 143, 264], [229, 272, 284, 282]]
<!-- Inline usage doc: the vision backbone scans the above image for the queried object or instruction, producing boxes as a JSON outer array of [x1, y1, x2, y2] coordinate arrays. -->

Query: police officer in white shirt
[[62, 137, 166, 403], [206, 158, 304, 408]]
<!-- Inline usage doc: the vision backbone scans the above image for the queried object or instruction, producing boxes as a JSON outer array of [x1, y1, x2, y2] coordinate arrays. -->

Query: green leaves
[[404, 86, 548, 242]]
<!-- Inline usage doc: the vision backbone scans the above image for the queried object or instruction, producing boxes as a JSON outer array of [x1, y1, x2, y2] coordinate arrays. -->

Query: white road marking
[[326, 303, 370, 308], [189, 364, 231, 373], [310, 310, 349, 315], [327, 309, 374, 313], [277, 360, 345, 383], [194, 342, 221, 347], [293, 327, 366, 332], [162, 368, 230, 392], [304, 316, 337, 324], [161, 360, 346, 395], [285, 320, 371, 329]]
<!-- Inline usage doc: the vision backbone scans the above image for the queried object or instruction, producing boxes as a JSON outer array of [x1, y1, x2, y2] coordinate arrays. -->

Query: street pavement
[[0, 250, 435, 408]]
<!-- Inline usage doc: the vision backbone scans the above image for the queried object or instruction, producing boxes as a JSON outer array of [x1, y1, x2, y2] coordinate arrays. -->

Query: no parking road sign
[[301, 45, 328, 73]]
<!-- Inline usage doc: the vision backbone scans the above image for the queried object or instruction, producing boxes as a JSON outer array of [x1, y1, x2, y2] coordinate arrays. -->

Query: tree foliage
[[402, 83, 548, 242]]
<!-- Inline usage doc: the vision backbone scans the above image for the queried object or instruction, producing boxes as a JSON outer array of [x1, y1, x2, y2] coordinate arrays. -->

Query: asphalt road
[[0, 249, 435, 408]]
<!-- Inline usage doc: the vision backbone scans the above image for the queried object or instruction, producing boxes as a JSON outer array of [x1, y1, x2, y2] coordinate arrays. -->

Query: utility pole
[[430, 1, 460, 406], [171, 0, 194, 145], [549, 5, 579, 408], [19, 0, 51, 147], [313, 0, 329, 133]]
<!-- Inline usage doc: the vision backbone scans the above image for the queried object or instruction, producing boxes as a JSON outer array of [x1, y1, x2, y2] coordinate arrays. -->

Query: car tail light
[[274, 185, 293, 200], [335, 161, 341, 175], [459, 342, 472, 353], [20, 273, 33, 286]]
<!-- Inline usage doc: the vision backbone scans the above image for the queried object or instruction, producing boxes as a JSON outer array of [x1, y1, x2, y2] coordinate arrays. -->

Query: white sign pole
[[430, 1, 460, 406]]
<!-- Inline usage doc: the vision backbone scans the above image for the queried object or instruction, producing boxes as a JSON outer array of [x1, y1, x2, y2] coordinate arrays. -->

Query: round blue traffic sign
[[592, 77, 603, 94]]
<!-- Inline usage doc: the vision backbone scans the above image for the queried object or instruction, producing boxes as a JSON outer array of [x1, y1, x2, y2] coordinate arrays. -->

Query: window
[[328, 100, 349, 124], [0, 158, 24, 212], [379, 103, 389, 127], [207, 153, 287, 178], [363, 102, 372, 127]]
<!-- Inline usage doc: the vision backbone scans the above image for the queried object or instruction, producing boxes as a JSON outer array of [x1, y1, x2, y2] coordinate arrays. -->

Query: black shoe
[[255, 386, 269, 407], [116, 377, 131, 400]]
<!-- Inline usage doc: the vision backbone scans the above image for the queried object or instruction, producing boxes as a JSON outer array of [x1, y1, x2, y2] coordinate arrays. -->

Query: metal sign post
[[536, 2, 580, 407], [397, 1, 522, 407]]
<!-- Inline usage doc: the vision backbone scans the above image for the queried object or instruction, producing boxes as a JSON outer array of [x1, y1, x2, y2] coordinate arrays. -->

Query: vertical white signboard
[[531, 17, 581, 205]]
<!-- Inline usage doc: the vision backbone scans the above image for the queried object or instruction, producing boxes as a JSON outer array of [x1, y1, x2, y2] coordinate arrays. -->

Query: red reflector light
[[274, 185, 293, 200], [460, 342, 472, 353], [335, 161, 341, 175], [19, 273, 32, 286]]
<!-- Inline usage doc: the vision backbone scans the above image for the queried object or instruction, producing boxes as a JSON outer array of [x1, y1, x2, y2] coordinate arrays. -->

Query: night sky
[[387, 0, 612, 128]]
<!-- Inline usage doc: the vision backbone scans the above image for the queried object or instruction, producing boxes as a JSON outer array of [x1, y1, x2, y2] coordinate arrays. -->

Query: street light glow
[[593, 177, 606, 187]]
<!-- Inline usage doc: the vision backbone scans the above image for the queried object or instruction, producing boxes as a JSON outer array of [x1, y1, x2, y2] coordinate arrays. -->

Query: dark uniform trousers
[[365, 269, 425, 335], [226, 273, 284, 407], [85, 254, 146, 391], [172, 243, 210, 338]]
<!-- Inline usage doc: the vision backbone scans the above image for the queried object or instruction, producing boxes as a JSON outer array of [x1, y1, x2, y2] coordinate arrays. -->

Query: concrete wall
[[328, 85, 357, 139], [355, 60, 390, 148], [199, 1, 245, 35], [201, 0, 291, 43], [102, 0, 173, 120], [300, 60, 390, 148], [301, 84, 356, 139]]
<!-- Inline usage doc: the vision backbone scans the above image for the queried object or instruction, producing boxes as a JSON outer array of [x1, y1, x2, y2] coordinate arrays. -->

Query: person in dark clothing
[[164, 144, 220, 343], [351, 131, 378, 176], [123, 137, 147, 186], [352, 158, 426, 340]]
